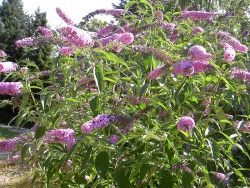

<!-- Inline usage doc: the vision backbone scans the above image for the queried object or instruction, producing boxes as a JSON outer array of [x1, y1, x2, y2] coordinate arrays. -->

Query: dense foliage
[[0, 0, 250, 187]]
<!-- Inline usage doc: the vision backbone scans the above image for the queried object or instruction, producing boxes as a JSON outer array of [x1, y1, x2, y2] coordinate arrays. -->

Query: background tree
[[23, 7, 53, 71], [0, 0, 27, 62], [78, 17, 108, 32]]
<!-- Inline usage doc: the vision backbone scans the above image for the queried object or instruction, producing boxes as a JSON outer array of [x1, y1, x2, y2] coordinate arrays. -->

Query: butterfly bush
[[215, 172, 229, 184], [0, 61, 18, 72], [162, 22, 175, 31], [217, 31, 248, 53], [193, 26, 204, 35], [15, 37, 34, 47], [0, 82, 23, 96], [148, 64, 168, 80], [229, 67, 250, 83], [56, 7, 75, 25], [177, 116, 195, 131], [1, 1, 250, 187], [172, 60, 194, 76], [188, 45, 212, 61], [97, 24, 114, 37], [37, 26, 53, 37], [0, 137, 20, 151], [182, 8, 216, 20], [58, 25, 94, 48], [43, 128, 76, 150], [0, 49, 6, 57]]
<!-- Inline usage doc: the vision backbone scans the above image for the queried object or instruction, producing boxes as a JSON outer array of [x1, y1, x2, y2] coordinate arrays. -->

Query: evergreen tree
[[23, 7, 53, 71], [112, 0, 128, 9], [78, 17, 108, 32], [0, 0, 27, 62]]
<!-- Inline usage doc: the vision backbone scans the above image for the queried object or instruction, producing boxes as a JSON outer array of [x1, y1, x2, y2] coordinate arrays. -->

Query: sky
[[22, 0, 120, 29]]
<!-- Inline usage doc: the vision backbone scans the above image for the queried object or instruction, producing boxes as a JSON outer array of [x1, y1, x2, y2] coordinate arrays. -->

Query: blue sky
[[22, 0, 120, 29]]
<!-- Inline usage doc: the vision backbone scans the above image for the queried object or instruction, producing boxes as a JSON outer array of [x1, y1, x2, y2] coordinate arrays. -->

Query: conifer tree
[[0, 0, 27, 62], [24, 7, 53, 71]]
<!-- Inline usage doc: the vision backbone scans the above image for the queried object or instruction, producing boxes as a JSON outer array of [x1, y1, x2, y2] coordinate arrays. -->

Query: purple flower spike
[[188, 45, 212, 61], [0, 137, 20, 152], [182, 8, 216, 20], [215, 172, 229, 184], [43, 128, 76, 150], [0, 82, 23, 96], [0, 61, 18, 73], [177, 116, 195, 131]]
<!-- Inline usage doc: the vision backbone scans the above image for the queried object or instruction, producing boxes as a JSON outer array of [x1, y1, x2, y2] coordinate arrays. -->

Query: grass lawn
[[0, 126, 20, 141]]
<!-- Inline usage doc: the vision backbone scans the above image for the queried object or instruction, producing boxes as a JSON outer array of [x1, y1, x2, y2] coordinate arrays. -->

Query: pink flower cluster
[[0, 137, 20, 151], [59, 46, 76, 56], [172, 60, 194, 76], [234, 120, 250, 132], [56, 7, 75, 25], [77, 75, 96, 89], [0, 49, 6, 57], [0, 61, 18, 73], [162, 22, 175, 31], [148, 64, 168, 80], [100, 9, 125, 17], [188, 45, 212, 61], [172, 45, 213, 76], [97, 32, 134, 52], [229, 67, 250, 83], [58, 25, 94, 48], [115, 24, 135, 34], [193, 26, 204, 35], [0, 82, 23, 96], [223, 44, 236, 62], [173, 164, 193, 174], [169, 30, 179, 43], [177, 116, 195, 131], [38, 26, 53, 37], [30, 122, 40, 132], [81, 114, 118, 133], [9, 155, 20, 163], [97, 24, 114, 37], [125, 95, 150, 105], [217, 31, 248, 53], [15, 37, 34, 48], [43, 128, 76, 150], [182, 8, 216, 20], [215, 172, 229, 184], [109, 135, 122, 144]]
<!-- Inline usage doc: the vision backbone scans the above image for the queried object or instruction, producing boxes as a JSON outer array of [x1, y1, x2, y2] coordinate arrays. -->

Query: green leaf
[[90, 95, 99, 117], [124, 1, 137, 13], [20, 93, 30, 110], [207, 139, 220, 160], [113, 170, 133, 188], [213, 107, 226, 129], [234, 168, 246, 184], [21, 144, 30, 162], [35, 126, 46, 140], [159, 169, 174, 188], [94, 65, 104, 93], [81, 146, 92, 170], [95, 151, 109, 178], [46, 166, 58, 184], [40, 93, 48, 111], [140, 0, 153, 14], [193, 154, 207, 166], [139, 81, 149, 100], [182, 172, 194, 188], [62, 143, 78, 166], [139, 164, 150, 183]]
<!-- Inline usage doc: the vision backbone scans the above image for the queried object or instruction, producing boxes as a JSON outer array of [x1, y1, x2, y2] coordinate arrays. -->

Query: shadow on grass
[[0, 127, 20, 140]]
